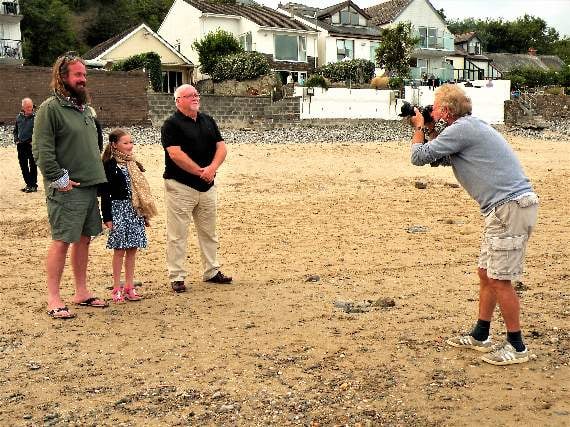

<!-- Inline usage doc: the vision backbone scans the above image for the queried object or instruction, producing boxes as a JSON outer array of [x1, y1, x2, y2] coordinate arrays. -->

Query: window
[[418, 26, 439, 49], [370, 42, 379, 62], [275, 35, 306, 62], [239, 32, 252, 52], [339, 7, 360, 25], [336, 39, 354, 61], [162, 71, 183, 93]]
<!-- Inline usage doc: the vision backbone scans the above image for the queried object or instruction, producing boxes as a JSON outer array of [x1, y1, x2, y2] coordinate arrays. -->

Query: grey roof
[[454, 32, 476, 44], [485, 52, 566, 73], [185, 0, 313, 31], [84, 25, 139, 60], [364, 0, 412, 26], [453, 45, 489, 61]]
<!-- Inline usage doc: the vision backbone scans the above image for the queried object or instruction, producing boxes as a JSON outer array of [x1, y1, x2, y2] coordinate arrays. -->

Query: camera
[[399, 101, 433, 124]]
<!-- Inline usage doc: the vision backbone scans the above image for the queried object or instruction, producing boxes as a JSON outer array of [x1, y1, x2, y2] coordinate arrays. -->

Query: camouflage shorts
[[478, 195, 539, 281]]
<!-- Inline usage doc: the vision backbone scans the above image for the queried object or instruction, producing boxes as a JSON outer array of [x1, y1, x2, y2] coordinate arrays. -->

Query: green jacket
[[32, 93, 106, 187]]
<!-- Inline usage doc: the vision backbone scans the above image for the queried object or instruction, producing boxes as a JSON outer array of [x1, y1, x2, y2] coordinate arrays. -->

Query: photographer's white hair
[[435, 84, 472, 118]]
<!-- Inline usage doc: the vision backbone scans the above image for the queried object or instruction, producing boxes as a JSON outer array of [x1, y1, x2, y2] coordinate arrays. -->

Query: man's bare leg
[[46, 240, 70, 310], [70, 235, 99, 303], [477, 267, 497, 321]]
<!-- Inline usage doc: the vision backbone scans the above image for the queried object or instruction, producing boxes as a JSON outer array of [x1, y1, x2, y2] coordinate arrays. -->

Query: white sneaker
[[481, 342, 529, 365], [447, 335, 494, 352]]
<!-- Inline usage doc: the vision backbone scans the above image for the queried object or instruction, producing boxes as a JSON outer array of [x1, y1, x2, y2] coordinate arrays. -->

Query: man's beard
[[64, 82, 89, 105]]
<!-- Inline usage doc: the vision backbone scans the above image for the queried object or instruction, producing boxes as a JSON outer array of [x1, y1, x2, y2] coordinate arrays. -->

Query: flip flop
[[47, 306, 76, 319], [75, 297, 108, 308]]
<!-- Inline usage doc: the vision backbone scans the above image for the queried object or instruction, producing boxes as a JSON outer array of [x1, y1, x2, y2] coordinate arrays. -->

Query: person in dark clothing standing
[[161, 84, 232, 293], [13, 98, 38, 193]]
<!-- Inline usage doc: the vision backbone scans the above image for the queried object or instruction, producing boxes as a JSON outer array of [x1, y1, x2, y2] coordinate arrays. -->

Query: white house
[[158, 0, 317, 83], [365, 0, 455, 81], [279, 1, 383, 70], [83, 23, 194, 93], [0, 0, 23, 65], [448, 32, 502, 81]]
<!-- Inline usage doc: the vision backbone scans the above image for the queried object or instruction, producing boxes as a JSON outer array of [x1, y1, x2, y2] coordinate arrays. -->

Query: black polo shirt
[[161, 110, 223, 192]]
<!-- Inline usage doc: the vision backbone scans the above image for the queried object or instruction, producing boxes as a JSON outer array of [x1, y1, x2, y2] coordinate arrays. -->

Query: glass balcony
[[413, 31, 455, 52], [410, 64, 454, 82], [0, 39, 22, 59]]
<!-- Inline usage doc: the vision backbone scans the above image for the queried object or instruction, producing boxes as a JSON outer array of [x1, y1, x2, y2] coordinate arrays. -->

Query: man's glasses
[[176, 94, 200, 100]]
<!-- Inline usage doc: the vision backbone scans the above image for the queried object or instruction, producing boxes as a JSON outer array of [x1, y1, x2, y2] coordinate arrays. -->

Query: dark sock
[[507, 331, 526, 352], [470, 319, 491, 341]]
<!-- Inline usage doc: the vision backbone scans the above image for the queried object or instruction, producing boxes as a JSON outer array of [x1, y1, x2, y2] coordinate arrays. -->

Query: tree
[[375, 22, 418, 77], [447, 15, 560, 54], [192, 29, 243, 75], [20, 0, 80, 66]]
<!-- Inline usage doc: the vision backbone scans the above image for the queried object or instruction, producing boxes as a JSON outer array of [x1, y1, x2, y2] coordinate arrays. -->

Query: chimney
[[528, 47, 537, 56]]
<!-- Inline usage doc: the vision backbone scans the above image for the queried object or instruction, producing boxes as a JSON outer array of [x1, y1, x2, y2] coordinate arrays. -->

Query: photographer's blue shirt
[[411, 115, 533, 215]]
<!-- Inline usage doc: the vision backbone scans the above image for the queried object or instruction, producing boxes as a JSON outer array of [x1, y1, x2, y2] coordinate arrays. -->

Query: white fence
[[296, 80, 511, 124]]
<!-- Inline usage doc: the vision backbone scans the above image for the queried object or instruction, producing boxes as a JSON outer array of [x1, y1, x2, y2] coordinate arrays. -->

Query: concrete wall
[[296, 80, 513, 123], [0, 65, 150, 125], [148, 92, 300, 128]]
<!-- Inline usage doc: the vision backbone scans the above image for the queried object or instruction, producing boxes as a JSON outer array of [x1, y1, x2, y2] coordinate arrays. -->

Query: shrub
[[210, 52, 270, 82], [192, 29, 243, 75], [388, 76, 404, 89], [111, 52, 162, 91], [505, 66, 560, 89], [304, 74, 329, 89], [317, 59, 375, 83]]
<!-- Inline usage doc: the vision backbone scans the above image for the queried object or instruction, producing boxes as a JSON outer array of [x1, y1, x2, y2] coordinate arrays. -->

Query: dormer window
[[332, 7, 365, 26]]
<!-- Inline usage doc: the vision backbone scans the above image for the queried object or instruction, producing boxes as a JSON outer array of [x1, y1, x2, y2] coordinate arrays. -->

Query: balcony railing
[[1, 1, 19, 15], [410, 65, 454, 82], [414, 32, 455, 51], [0, 39, 22, 59]]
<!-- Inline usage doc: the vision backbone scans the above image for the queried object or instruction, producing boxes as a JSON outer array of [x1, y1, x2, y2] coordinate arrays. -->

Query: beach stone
[[414, 180, 427, 189], [305, 274, 320, 282], [407, 225, 428, 233]]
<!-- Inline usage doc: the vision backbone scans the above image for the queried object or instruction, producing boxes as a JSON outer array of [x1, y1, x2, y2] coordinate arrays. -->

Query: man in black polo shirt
[[161, 84, 232, 293]]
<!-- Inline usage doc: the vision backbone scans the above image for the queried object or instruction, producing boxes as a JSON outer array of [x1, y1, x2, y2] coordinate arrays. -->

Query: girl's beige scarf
[[112, 149, 158, 219]]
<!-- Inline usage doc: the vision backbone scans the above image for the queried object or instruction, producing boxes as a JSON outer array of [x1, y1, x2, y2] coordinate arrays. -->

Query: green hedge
[[210, 51, 270, 82], [111, 52, 162, 91], [316, 59, 375, 83], [505, 66, 566, 90], [304, 74, 328, 89]]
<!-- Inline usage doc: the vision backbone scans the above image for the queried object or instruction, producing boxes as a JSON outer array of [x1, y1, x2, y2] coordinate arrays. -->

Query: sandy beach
[[0, 131, 569, 426]]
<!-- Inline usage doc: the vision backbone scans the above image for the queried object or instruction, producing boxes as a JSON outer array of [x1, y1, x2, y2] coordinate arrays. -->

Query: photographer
[[409, 84, 539, 366]]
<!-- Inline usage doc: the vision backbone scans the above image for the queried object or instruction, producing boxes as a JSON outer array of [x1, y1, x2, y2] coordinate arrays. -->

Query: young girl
[[101, 129, 157, 303]]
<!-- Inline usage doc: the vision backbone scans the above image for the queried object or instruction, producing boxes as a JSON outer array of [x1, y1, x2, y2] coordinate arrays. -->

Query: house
[[279, 1, 383, 70], [365, 0, 455, 81], [158, 0, 317, 83], [0, 0, 23, 65], [83, 23, 194, 93], [448, 32, 501, 81], [485, 48, 566, 75]]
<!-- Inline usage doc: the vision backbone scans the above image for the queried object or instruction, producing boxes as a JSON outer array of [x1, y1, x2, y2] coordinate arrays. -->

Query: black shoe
[[20, 186, 29, 192], [24, 186, 38, 193], [205, 271, 232, 284], [171, 280, 187, 293]]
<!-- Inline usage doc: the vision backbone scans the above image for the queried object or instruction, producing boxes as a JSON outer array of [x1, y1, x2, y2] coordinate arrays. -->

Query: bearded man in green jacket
[[33, 52, 108, 319]]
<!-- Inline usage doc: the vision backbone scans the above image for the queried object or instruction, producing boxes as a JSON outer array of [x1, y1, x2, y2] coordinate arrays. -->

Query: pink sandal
[[111, 287, 125, 303], [124, 286, 142, 301]]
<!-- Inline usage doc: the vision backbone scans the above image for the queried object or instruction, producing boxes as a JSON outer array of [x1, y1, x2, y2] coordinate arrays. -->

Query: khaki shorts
[[46, 186, 102, 243], [478, 196, 538, 281]]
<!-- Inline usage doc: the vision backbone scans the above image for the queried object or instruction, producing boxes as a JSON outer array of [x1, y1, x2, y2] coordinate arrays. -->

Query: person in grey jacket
[[13, 98, 38, 193], [409, 84, 539, 366]]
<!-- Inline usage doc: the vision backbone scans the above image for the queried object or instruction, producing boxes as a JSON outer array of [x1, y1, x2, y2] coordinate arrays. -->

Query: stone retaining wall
[[505, 94, 570, 125], [0, 65, 149, 125], [148, 92, 300, 128]]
